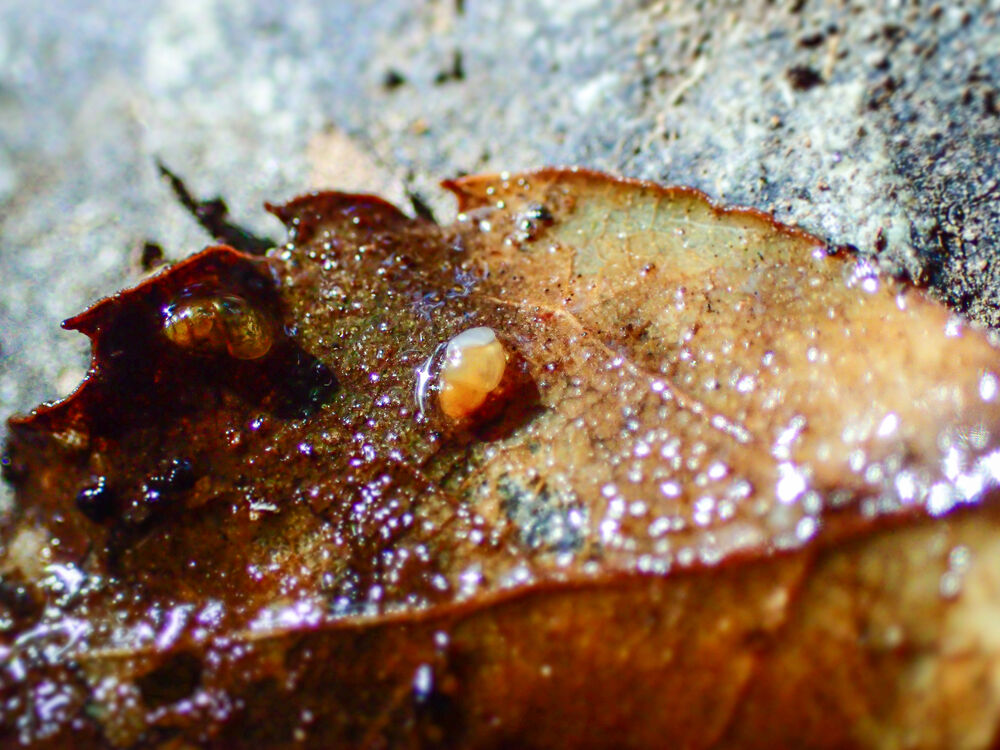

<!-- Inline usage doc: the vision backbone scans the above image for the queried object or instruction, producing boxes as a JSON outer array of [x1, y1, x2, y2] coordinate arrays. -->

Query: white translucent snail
[[436, 327, 508, 420]]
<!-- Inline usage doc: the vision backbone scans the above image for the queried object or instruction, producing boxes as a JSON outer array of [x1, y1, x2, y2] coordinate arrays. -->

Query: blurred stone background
[[1, 0, 999, 511]]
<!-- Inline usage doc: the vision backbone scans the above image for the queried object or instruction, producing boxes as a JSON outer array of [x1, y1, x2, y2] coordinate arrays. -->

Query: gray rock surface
[[2, 0, 999, 513]]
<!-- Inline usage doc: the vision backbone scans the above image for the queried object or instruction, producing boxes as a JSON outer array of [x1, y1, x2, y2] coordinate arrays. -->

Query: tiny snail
[[437, 326, 508, 420], [162, 293, 273, 360], [76, 476, 115, 523]]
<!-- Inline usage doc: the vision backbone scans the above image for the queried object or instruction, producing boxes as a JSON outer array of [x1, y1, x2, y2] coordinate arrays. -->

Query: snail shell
[[437, 326, 508, 419], [162, 293, 273, 360]]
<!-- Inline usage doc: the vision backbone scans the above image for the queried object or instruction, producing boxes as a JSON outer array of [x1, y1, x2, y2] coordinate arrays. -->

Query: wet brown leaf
[[4, 170, 1000, 748]]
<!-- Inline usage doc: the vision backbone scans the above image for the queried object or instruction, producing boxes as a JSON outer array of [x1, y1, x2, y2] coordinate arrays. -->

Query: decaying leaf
[[4, 169, 1000, 748]]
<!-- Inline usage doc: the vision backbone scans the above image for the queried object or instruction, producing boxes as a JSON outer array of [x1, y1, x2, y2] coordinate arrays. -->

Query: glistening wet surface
[[4, 170, 1000, 747]]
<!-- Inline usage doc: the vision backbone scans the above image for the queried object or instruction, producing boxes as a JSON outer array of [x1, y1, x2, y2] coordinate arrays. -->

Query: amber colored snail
[[437, 326, 508, 419], [162, 293, 273, 360]]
